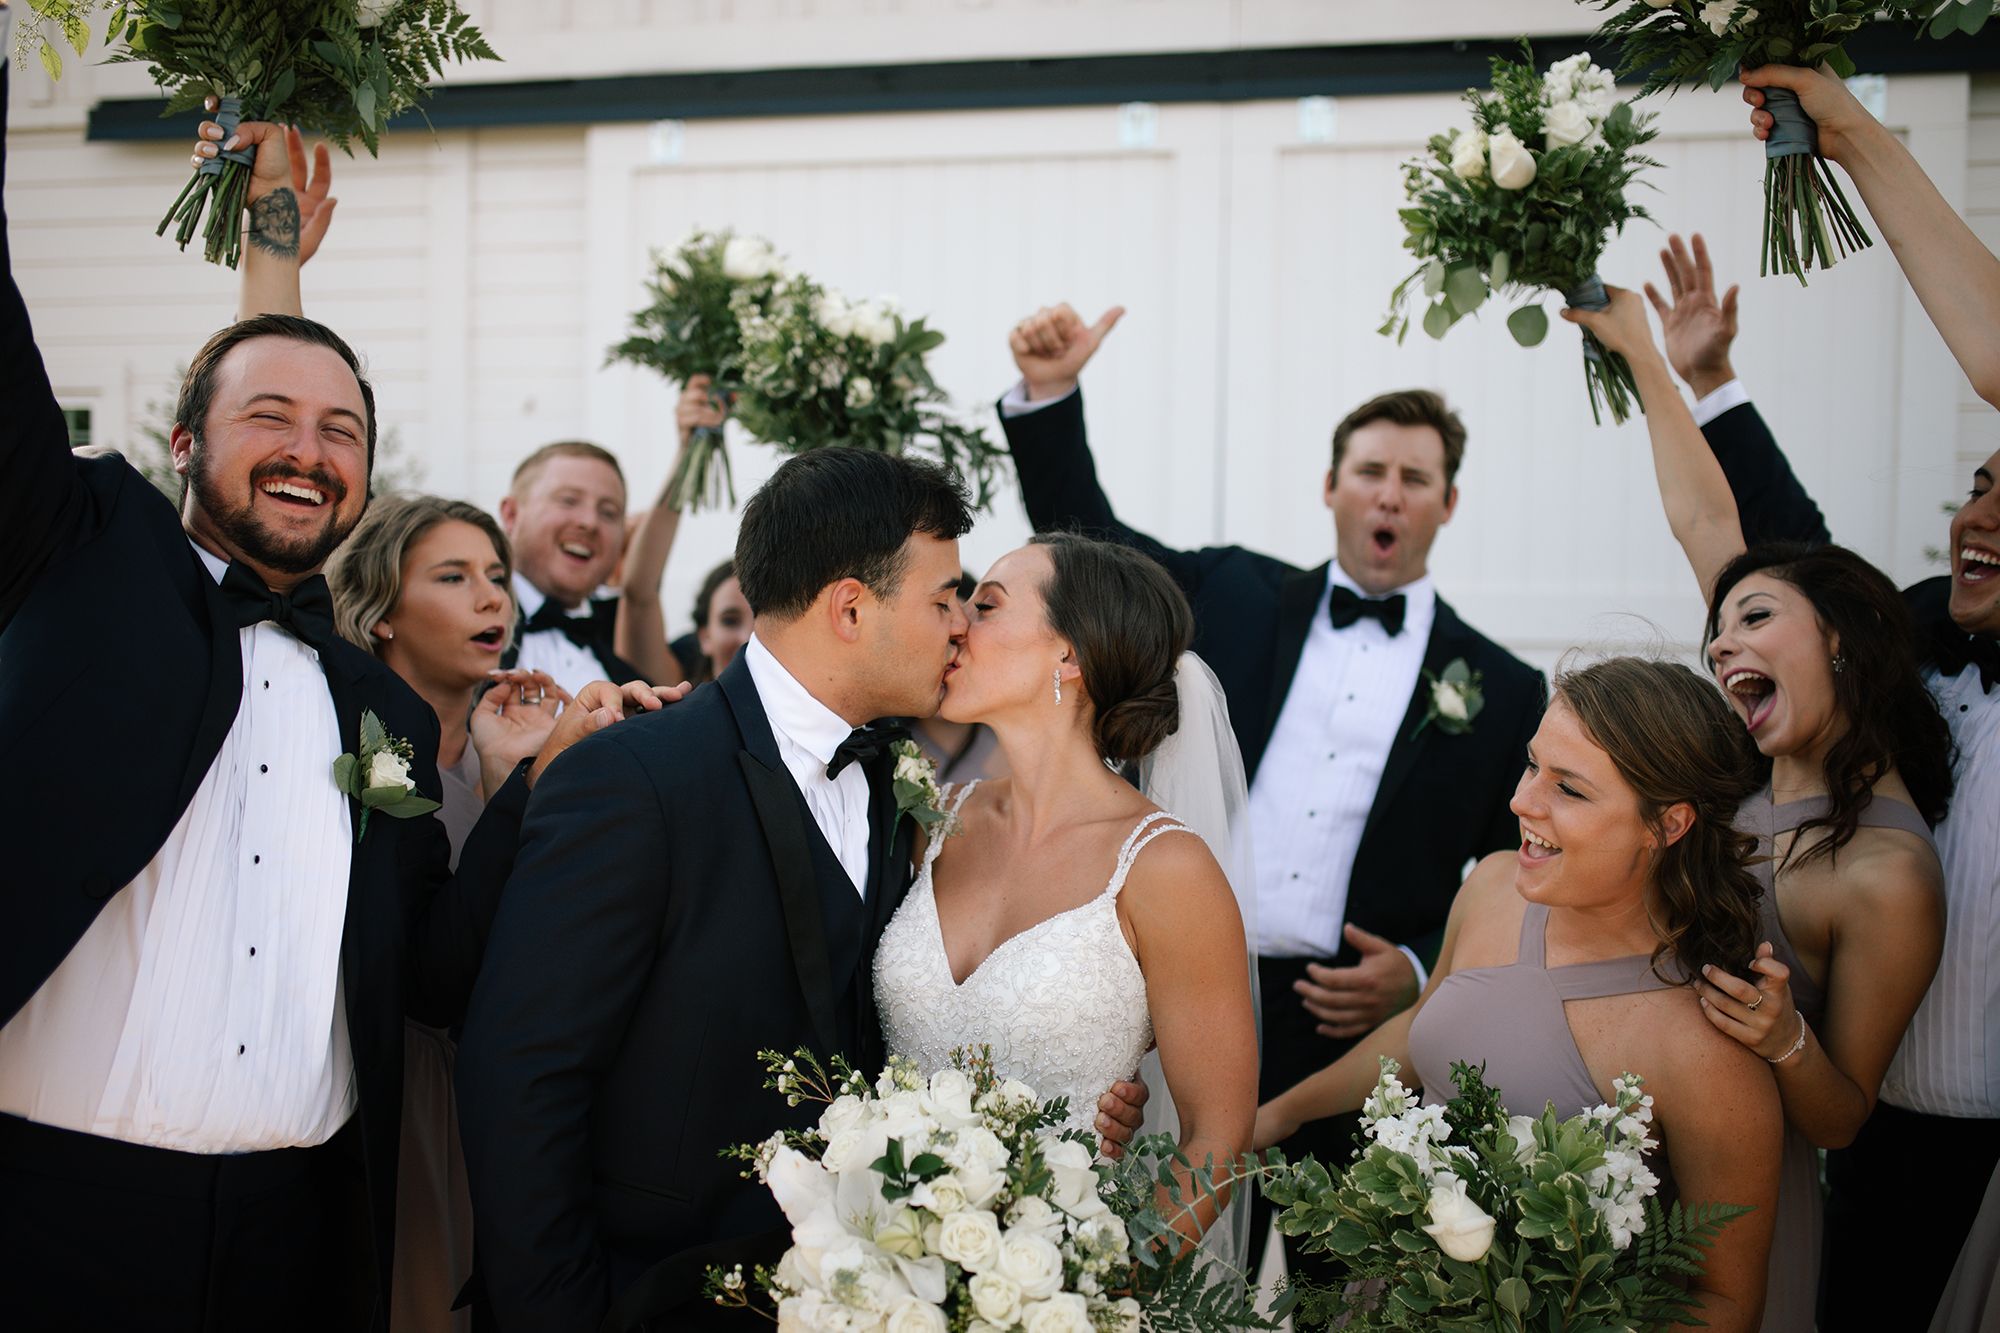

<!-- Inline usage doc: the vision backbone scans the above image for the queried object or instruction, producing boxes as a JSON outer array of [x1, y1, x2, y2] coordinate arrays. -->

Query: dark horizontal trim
[[87, 28, 2000, 141]]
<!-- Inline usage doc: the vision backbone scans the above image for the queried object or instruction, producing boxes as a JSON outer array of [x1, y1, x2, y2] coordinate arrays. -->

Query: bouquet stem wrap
[[1760, 85, 1872, 284], [158, 95, 259, 269], [670, 419, 736, 511], [1564, 273, 1641, 426]]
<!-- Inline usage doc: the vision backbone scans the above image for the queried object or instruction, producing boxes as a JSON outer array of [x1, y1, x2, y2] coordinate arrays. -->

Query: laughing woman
[[1568, 290, 1953, 1332], [1256, 657, 1782, 1331], [328, 494, 571, 1333]]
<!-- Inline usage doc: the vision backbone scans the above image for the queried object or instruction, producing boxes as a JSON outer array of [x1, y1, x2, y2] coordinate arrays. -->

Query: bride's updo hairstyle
[[1553, 656, 1764, 984], [1031, 533, 1194, 763]]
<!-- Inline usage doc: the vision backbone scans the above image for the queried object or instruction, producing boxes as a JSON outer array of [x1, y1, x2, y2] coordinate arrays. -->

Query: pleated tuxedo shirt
[[0, 543, 356, 1151]]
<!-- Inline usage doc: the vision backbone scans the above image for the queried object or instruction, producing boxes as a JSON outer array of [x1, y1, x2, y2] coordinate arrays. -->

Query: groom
[[459, 449, 1144, 1331]]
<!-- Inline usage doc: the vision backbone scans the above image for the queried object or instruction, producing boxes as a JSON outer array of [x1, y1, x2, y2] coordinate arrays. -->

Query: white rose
[[997, 1231, 1064, 1299], [722, 235, 777, 281], [1040, 1138, 1108, 1222], [1701, 0, 1755, 35], [1449, 128, 1488, 181], [354, 0, 400, 29], [968, 1272, 1025, 1326], [952, 1161, 1007, 1210], [366, 749, 413, 792], [845, 378, 876, 411], [910, 1173, 970, 1215], [815, 292, 858, 340], [885, 1298, 948, 1333], [1004, 1194, 1062, 1239], [1110, 1297, 1142, 1333], [820, 1094, 868, 1139], [948, 1126, 1009, 1174], [1543, 101, 1594, 151], [1487, 130, 1537, 191], [1434, 683, 1469, 722], [852, 301, 898, 347], [1422, 1180, 1497, 1263], [1022, 1293, 1094, 1333], [1506, 1114, 1540, 1168], [819, 1127, 870, 1175], [935, 1210, 1003, 1273]]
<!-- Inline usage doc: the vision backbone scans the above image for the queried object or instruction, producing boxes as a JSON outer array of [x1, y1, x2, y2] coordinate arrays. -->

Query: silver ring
[[1747, 992, 1765, 1012], [518, 686, 544, 706]]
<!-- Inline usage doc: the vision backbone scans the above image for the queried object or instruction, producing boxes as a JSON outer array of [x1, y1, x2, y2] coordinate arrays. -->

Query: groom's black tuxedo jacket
[[0, 59, 523, 1328], [1000, 389, 1545, 972], [456, 656, 915, 1333]]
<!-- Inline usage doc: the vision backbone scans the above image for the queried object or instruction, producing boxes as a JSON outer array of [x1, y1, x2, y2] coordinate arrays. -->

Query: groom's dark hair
[[735, 447, 973, 622]]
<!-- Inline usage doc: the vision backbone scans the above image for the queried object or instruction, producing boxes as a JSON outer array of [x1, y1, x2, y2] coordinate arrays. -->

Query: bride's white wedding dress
[[872, 781, 1194, 1137]]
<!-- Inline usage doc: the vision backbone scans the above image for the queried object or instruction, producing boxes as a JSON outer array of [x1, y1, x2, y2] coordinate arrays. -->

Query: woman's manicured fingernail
[[222, 135, 240, 152]]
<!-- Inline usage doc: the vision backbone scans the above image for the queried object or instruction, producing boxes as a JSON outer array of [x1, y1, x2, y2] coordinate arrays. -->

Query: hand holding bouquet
[[1382, 49, 1660, 424], [712, 1047, 1275, 1332], [15, 2, 498, 269], [609, 230, 786, 510], [1262, 1059, 1750, 1331]]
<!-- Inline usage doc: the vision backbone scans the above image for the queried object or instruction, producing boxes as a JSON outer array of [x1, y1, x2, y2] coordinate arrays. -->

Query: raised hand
[[1008, 302, 1125, 402], [1739, 64, 1876, 166], [194, 97, 337, 265], [1559, 283, 1664, 367], [470, 669, 572, 795], [1696, 942, 1801, 1061], [1645, 233, 1739, 400], [1295, 924, 1419, 1040], [675, 372, 730, 448]]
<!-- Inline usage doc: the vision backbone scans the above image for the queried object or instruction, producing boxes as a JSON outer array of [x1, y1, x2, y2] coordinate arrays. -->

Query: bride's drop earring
[[1053, 669, 1063, 705]]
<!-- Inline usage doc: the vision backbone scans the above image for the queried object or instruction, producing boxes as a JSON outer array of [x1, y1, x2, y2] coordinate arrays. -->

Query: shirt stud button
[[252, 854, 261, 865], [237, 1045, 246, 1055], [259, 764, 269, 774], [248, 947, 256, 957]]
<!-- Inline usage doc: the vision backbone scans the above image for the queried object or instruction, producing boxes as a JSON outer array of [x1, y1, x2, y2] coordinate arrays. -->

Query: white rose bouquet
[[14, 2, 499, 269], [709, 1047, 1276, 1332], [729, 274, 1009, 511], [1261, 1058, 1751, 1331], [609, 229, 787, 509], [1583, 0, 1956, 283], [1381, 48, 1660, 425]]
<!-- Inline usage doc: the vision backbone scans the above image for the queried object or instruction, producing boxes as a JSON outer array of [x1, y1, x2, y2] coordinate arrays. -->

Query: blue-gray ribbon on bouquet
[[1760, 86, 1818, 161], [1565, 273, 1609, 362], [201, 97, 260, 177]]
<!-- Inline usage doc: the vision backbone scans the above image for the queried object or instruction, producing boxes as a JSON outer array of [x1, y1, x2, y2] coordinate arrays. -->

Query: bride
[[873, 532, 1259, 1249]]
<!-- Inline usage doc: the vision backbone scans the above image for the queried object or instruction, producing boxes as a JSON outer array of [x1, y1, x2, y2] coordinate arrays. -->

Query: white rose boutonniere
[[891, 739, 961, 837], [332, 709, 441, 840], [1412, 658, 1485, 740]]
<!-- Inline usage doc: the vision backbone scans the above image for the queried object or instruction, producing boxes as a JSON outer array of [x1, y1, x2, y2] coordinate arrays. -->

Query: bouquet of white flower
[[608, 230, 787, 509], [730, 274, 1009, 511], [16, 3, 498, 269], [1381, 49, 1660, 424], [1583, 0, 1957, 283], [710, 1048, 1275, 1333], [1262, 1058, 1750, 1331]]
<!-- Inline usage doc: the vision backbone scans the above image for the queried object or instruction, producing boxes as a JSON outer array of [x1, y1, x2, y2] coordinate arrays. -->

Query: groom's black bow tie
[[220, 561, 336, 651], [522, 598, 603, 649], [1328, 585, 1407, 636], [1932, 623, 1999, 694], [826, 722, 911, 780]]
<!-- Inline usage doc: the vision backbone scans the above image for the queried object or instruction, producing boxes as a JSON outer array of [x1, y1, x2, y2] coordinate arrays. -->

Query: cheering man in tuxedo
[[1649, 230, 2000, 1329], [998, 303, 1545, 1274], [497, 439, 644, 693], [0, 64, 640, 1329]]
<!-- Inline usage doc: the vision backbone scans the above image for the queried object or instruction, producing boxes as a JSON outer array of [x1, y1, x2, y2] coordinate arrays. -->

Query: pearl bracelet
[[1769, 1013, 1810, 1066]]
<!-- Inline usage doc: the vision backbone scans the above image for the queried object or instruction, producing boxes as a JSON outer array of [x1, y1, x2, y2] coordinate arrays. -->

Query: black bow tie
[[826, 722, 911, 780], [522, 598, 602, 649], [1328, 585, 1407, 636], [220, 561, 336, 651], [1932, 623, 1999, 694]]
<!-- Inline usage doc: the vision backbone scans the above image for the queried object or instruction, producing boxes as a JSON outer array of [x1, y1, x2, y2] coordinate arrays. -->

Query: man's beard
[[188, 439, 360, 576]]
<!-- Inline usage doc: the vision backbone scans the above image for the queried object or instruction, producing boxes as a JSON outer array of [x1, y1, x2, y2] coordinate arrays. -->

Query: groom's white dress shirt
[[511, 572, 614, 698], [1250, 563, 1436, 981], [0, 543, 356, 1152], [745, 635, 872, 894]]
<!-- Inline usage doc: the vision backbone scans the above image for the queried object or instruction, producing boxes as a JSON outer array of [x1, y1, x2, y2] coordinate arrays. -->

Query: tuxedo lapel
[[172, 566, 246, 818], [1362, 598, 1468, 845], [721, 662, 843, 1057], [1261, 563, 1329, 757], [321, 645, 398, 1080], [864, 753, 910, 938]]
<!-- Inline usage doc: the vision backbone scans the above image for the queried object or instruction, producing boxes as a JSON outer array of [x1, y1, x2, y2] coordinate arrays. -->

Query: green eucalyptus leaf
[[385, 796, 441, 819], [1423, 257, 1446, 296], [1422, 300, 1454, 340], [1443, 263, 1487, 316], [332, 753, 359, 795], [1507, 303, 1549, 347], [1488, 250, 1511, 288]]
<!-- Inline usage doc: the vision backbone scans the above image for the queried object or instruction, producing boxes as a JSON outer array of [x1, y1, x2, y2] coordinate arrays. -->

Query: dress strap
[[921, 781, 982, 872], [1516, 902, 1550, 968], [1106, 812, 1192, 899], [1762, 789, 1937, 849]]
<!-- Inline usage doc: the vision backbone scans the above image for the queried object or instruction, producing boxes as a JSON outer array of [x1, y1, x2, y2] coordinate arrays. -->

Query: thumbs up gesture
[[1008, 303, 1126, 403]]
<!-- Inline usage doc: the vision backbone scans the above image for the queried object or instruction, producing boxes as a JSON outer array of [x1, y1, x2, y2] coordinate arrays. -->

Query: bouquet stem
[[1759, 87, 1871, 285], [1566, 275, 1642, 427], [667, 424, 737, 511], [155, 97, 260, 269]]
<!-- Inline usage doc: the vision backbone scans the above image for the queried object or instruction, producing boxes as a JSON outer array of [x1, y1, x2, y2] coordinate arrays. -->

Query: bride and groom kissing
[[455, 446, 1259, 1331]]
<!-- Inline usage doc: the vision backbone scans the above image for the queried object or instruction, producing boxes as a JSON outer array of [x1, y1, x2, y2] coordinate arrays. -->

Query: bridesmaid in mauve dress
[[1256, 659, 1782, 1332]]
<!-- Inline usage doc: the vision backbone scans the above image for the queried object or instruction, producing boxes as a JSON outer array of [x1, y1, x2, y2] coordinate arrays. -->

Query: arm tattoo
[[248, 187, 302, 260]]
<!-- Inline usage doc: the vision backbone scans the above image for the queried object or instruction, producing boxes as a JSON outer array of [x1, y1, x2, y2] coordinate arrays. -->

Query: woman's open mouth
[[1520, 828, 1562, 863], [1723, 668, 1778, 733], [470, 626, 507, 652]]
